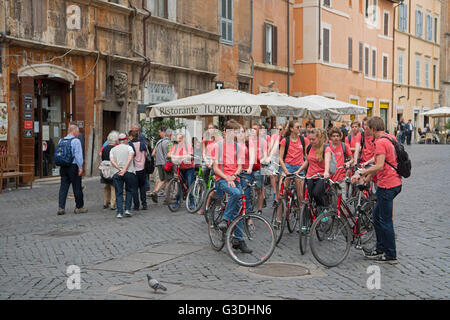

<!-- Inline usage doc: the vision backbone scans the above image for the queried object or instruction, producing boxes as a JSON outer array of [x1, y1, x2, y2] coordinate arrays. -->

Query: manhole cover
[[248, 263, 310, 278], [38, 230, 85, 237]]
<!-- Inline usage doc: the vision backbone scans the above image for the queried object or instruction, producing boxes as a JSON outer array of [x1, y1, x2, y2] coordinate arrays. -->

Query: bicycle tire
[[309, 210, 352, 267], [167, 178, 182, 212], [271, 199, 286, 245], [358, 199, 376, 252], [225, 213, 276, 267], [203, 188, 217, 224], [186, 177, 207, 213], [206, 196, 225, 251], [287, 198, 299, 233], [298, 204, 311, 255]]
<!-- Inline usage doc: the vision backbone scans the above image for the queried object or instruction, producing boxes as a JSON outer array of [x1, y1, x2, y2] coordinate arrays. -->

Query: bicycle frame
[[174, 166, 189, 197]]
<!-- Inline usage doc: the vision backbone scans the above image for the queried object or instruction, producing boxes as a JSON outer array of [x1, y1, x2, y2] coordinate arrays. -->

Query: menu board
[[0, 103, 7, 141]]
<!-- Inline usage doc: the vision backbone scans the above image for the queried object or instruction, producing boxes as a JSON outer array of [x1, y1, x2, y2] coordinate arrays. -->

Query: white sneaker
[[116, 213, 123, 219], [124, 210, 132, 217]]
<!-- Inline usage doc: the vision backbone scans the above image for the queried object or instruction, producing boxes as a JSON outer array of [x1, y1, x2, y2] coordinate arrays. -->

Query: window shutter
[[323, 28, 330, 63], [383, 56, 388, 79], [272, 25, 278, 65], [348, 37, 353, 69], [384, 13, 389, 36], [359, 42, 363, 72], [372, 49, 376, 77], [364, 47, 369, 75]]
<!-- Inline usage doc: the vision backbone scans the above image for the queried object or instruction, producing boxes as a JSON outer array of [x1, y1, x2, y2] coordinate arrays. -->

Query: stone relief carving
[[114, 71, 128, 107]]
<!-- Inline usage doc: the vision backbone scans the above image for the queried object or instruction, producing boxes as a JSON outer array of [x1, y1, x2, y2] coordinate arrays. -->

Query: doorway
[[103, 111, 120, 144], [34, 79, 69, 178]]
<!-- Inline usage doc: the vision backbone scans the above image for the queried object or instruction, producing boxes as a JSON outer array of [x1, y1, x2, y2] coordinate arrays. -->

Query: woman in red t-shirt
[[275, 121, 306, 226], [297, 128, 332, 208]]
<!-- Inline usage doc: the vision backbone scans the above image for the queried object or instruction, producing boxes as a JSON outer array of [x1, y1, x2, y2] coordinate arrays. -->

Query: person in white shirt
[[110, 133, 136, 218]]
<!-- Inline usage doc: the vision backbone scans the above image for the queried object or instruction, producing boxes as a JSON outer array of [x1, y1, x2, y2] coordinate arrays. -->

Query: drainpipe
[[140, 0, 152, 84], [318, 0, 321, 61], [250, 0, 254, 93], [287, 0, 290, 95]]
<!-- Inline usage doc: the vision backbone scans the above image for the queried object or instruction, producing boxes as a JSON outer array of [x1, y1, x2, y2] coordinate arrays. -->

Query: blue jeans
[[285, 163, 302, 174], [181, 168, 195, 205], [113, 172, 137, 214], [216, 179, 243, 240], [58, 164, 83, 209], [135, 169, 147, 208], [374, 185, 402, 258]]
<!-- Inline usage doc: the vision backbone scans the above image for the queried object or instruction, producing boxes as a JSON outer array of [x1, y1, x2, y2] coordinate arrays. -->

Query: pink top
[[306, 145, 332, 178], [132, 141, 147, 171], [210, 142, 245, 181], [374, 134, 402, 189], [345, 132, 361, 149], [360, 135, 375, 163], [280, 137, 306, 166], [170, 142, 194, 170], [329, 142, 352, 182]]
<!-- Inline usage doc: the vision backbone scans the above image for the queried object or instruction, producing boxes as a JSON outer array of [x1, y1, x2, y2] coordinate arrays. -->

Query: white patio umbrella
[[420, 106, 450, 117], [148, 89, 267, 118], [298, 95, 367, 119], [257, 92, 309, 117]]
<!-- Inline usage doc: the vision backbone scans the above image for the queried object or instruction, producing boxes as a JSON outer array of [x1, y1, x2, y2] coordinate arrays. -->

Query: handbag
[[144, 147, 155, 174], [164, 159, 173, 172], [98, 160, 114, 180]]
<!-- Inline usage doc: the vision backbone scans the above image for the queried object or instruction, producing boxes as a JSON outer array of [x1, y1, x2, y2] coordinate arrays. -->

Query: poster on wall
[[0, 103, 7, 141]]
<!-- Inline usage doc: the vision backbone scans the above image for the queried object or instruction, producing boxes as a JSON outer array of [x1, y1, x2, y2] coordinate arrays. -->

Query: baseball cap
[[118, 133, 128, 141]]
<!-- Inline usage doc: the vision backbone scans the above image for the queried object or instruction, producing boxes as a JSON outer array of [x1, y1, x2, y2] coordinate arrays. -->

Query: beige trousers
[[104, 184, 116, 208]]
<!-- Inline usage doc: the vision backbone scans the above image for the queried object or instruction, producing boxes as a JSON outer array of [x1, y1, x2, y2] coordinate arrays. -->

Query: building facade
[[293, 0, 398, 130], [0, 0, 147, 180], [439, 0, 449, 110], [393, 0, 441, 137]]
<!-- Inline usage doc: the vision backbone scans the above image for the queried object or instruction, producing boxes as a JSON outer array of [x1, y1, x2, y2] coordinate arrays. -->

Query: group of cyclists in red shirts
[[170, 115, 402, 264]]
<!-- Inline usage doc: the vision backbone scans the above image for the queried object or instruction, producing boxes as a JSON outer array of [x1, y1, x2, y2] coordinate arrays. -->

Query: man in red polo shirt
[[352, 116, 402, 264]]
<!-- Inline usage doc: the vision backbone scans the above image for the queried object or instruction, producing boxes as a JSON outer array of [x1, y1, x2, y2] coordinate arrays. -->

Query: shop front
[[3, 46, 94, 182]]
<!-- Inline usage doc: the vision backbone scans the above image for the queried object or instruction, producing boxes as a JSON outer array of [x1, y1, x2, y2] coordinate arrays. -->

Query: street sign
[[24, 120, 33, 129], [215, 81, 224, 89], [24, 112, 32, 120], [42, 141, 47, 151]]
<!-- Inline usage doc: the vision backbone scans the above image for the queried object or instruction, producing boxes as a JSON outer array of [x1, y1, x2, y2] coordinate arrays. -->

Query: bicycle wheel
[[167, 178, 182, 212], [225, 213, 276, 267], [309, 210, 352, 267], [287, 199, 299, 233], [298, 204, 311, 255], [206, 196, 225, 251], [358, 199, 376, 253], [271, 199, 286, 245], [186, 178, 207, 213], [203, 188, 218, 224]]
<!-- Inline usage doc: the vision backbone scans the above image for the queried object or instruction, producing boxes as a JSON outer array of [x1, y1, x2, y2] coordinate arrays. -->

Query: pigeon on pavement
[[146, 274, 167, 292]]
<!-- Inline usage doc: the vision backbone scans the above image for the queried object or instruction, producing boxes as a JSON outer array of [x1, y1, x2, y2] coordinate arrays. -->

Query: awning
[[257, 92, 309, 117]]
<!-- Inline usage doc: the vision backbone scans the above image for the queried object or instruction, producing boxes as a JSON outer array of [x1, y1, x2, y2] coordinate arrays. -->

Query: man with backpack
[[352, 116, 410, 264], [56, 124, 87, 215]]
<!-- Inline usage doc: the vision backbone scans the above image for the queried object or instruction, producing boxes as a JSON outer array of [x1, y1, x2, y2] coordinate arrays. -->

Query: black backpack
[[283, 135, 306, 161], [380, 136, 411, 178]]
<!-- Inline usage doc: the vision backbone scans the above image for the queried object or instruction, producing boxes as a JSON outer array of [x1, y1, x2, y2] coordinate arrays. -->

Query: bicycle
[[205, 175, 276, 267], [271, 167, 303, 245], [186, 155, 213, 213], [166, 165, 190, 212], [296, 173, 325, 255], [309, 176, 377, 267]]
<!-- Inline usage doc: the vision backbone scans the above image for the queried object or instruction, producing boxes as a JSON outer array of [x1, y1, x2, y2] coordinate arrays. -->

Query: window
[[364, 46, 369, 76], [264, 23, 278, 65], [153, 0, 168, 18], [323, 0, 331, 7], [425, 60, 430, 88], [426, 14, 433, 41], [382, 55, 388, 79], [398, 53, 403, 84], [359, 42, 363, 72], [372, 49, 376, 77], [372, 0, 377, 23], [398, 3, 408, 32], [434, 17, 438, 43], [220, 0, 233, 43], [323, 27, 330, 63], [383, 12, 389, 36], [348, 37, 353, 69], [416, 8, 423, 37], [364, 0, 369, 18], [238, 82, 249, 92], [415, 56, 421, 86]]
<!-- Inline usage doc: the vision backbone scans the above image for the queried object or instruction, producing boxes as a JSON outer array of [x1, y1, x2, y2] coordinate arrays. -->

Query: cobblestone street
[[0, 145, 449, 300]]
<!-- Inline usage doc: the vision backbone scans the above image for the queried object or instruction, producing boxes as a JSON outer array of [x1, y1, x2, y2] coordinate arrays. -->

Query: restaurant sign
[[149, 104, 261, 117]]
